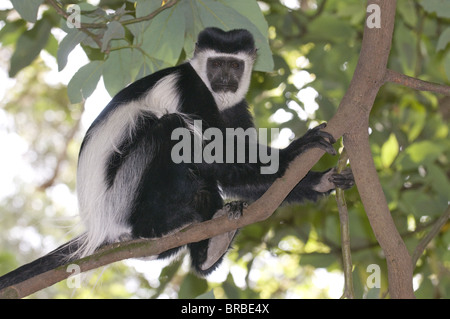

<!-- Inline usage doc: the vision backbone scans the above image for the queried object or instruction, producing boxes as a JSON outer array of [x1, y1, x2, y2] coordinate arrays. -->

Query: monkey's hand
[[289, 123, 337, 157]]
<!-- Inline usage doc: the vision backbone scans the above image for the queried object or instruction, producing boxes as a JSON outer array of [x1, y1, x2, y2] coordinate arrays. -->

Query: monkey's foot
[[201, 201, 247, 271], [223, 200, 248, 220], [329, 168, 354, 190], [313, 168, 355, 193]]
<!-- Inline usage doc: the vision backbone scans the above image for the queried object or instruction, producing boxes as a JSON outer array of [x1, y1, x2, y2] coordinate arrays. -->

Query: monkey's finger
[[316, 130, 336, 144], [308, 137, 337, 155]]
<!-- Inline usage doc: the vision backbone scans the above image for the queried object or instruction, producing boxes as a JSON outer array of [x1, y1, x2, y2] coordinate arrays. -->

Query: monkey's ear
[[194, 42, 200, 55], [251, 48, 258, 61]]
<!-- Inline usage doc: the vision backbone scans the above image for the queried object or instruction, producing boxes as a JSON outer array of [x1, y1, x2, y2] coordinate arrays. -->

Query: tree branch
[[412, 205, 450, 267], [45, 0, 180, 50], [336, 149, 354, 299], [121, 0, 179, 26], [326, 0, 415, 298], [45, 0, 179, 29], [385, 69, 450, 96], [45, 0, 106, 29], [0, 157, 324, 298]]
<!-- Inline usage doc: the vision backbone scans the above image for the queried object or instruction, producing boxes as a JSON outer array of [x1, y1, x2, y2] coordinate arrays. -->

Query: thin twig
[[336, 148, 354, 299], [45, 0, 103, 47], [45, 0, 179, 29], [121, 0, 179, 26], [385, 69, 450, 96], [412, 205, 450, 267], [45, 0, 180, 51], [45, 0, 106, 29]]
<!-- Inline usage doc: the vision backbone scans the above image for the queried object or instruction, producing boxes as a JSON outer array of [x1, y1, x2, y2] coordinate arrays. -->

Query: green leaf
[[445, 52, 450, 82], [67, 61, 104, 104], [220, 0, 269, 38], [399, 100, 426, 142], [365, 287, 380, 299], [135, 0, 161, 18], [307, 14, 355, 43], [398, 0, 417, 27], [101, 21, 126, 52], [437, 28, 450, 51], [9, 18, 52, 77], [10, 0, 44, 23], [420, 0, 450, 19], [0, 20, 27, 45], [57, 30, 89, 71], [102, 43, 135, 96], [399, 191, 444, 218], [139, 6, 186, 66], [396, 141, 442, 170], [178, 273, 208, 298], [299, 253, 335, 268], [44, 33, 58, 58], [394, 23, 416, 76], [195, 289, 216, 299], [381, 133, 399, 168], [427, 164, 450, 198]]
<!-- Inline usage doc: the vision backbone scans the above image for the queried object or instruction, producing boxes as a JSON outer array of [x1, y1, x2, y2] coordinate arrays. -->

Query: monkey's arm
[[201, 123, 353, 203]]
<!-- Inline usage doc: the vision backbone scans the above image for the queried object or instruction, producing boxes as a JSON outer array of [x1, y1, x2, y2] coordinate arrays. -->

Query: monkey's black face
[[206, 57, 245, 93]]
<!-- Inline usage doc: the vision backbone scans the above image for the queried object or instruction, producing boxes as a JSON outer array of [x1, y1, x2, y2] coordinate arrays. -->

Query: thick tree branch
[[325, 0, 415, 298], [0, 164, 323, 298]]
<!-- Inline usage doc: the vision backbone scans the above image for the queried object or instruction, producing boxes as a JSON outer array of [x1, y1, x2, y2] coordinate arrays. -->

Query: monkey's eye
[[231, 62, 240, 70], [212, 61, 223, 68]]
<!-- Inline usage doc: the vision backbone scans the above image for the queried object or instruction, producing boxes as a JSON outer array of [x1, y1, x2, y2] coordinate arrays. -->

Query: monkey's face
[[206, 57, 245, 93]]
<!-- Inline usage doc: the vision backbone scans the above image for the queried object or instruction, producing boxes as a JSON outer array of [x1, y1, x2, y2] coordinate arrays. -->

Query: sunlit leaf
[[381, 133, 399, 168], [396, 141, 442, 170]]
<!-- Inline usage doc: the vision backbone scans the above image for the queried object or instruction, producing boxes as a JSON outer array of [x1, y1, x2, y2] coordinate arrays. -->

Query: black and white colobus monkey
[[0, 28, 353, 289]]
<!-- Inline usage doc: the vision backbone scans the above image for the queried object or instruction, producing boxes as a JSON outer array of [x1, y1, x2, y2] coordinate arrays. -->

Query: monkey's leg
[[189, 201, 247, 275]]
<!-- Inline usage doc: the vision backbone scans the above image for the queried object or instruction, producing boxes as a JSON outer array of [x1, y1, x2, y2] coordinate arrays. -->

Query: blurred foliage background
[[0, 0, 449, 299]]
